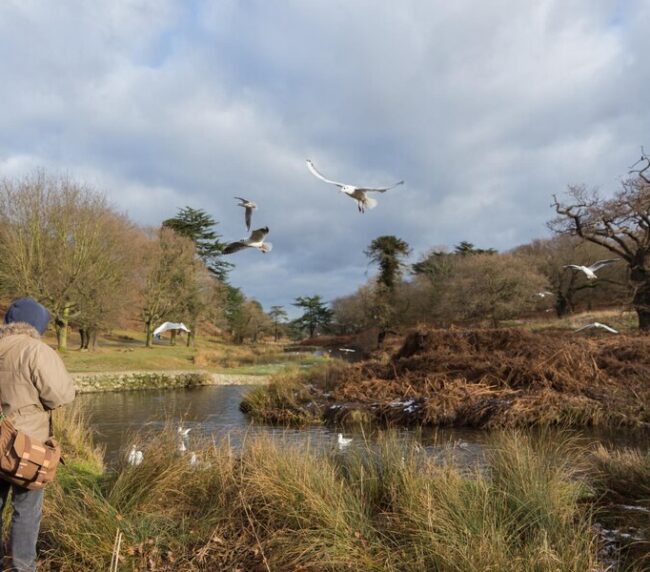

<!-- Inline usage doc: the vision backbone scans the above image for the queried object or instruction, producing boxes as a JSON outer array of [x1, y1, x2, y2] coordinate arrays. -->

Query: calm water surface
[[78, 385, 648, 465]]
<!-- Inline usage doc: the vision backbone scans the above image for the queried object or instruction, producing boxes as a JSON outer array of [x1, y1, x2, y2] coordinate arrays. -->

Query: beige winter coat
[[0, 322, 75, 442]]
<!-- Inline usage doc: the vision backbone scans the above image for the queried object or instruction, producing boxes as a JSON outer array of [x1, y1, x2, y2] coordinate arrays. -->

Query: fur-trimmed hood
[[0, 321, 41, 341], [0, 321, 74, 442]]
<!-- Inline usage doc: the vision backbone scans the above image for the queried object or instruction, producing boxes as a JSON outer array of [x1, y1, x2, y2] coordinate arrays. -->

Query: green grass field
[[45, 328, 324, 374]]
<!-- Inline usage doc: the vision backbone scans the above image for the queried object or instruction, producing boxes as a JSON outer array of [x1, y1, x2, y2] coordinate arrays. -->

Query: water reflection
[[77, 385, 648, 466]]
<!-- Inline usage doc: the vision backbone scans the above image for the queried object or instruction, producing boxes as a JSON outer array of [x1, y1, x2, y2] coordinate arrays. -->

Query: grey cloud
[[0, 0, 649, 310]]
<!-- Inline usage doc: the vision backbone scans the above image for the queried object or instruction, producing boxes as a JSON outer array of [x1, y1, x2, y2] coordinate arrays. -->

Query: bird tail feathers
[[260, 242, 273, 253], [364, 197, 378, 210]]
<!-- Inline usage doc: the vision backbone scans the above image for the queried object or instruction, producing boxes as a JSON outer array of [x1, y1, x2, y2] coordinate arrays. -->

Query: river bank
[[42, 406, 650, 571], [242, 328, 650, 430], [73, 370, 270, 393]]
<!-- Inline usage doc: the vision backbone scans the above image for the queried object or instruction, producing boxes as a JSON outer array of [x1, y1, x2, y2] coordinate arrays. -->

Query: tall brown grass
[[39, 408, 607, 571], [245, 328, 650, 429]]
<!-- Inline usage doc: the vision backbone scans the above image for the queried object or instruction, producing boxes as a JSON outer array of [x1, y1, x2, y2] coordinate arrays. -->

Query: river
[[78, 384, 648, 466]]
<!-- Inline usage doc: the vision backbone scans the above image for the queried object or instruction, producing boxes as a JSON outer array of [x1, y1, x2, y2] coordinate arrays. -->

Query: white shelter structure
[[153, 322, 191, 337]]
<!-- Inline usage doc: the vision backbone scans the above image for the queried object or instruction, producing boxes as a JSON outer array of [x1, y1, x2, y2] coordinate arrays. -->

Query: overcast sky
[[1, 1, 648, 315]]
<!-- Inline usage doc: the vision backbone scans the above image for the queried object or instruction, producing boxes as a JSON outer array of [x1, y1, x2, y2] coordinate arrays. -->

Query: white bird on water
[[563, 259, 620, 280], [234, 196, 257, 232], [178, 426, 191, 453], [223, 227, 272, 255], [127, 445, 143, 466], [306, 160, 404, 213], [574, 322, 619, 334], [337, 433, 353, 449]]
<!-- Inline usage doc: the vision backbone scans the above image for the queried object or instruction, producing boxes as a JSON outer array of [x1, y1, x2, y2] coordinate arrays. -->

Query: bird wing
[[574, 323, 595, 333], [589, 259, 620, 272], [306, 160, 346, 187], [245, 207, 253, 231], [234, 196, 249, 204], [358, 180, 404, 193], [223, 241, 248, 254], [248, 227, 269, 243], [563, 265, 582, 270], [595, 322, 619, 333]]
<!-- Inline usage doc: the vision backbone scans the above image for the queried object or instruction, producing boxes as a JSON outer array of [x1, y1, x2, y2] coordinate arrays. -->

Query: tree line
[[0, 172, 295, 350], [330, 153, 650, 334], [1, 153, 648, 348]]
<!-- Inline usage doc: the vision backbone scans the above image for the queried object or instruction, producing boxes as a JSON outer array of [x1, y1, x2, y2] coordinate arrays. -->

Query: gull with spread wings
[[563, 259, 620, 280], [574, 322, 619, 334], [235, 197, 257, 231], [306, 159, 403, 213], [223, 227, 272, 255]]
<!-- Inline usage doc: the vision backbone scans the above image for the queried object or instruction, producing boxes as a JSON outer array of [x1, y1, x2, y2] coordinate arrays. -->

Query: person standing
[[0, 298, 75, 572]]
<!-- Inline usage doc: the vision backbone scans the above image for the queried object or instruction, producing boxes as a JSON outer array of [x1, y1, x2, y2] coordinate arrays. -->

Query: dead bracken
[[243, 328, 650, 429]]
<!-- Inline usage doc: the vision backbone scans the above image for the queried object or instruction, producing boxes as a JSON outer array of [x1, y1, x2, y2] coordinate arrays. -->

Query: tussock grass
[[240, 369, 323, 425], [40, 409, 606, 571], [589, 446, 650, 571], [591, 445, 650, 506]]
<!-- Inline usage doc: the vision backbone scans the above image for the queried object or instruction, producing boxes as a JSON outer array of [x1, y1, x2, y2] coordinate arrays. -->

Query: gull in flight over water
[[574, 322, 619, 334], [235, 197, 257, 231], [223, 227, 272, 254], [306, 159, 403, 213], [563, 259, 620, 280], [337, 433, 352, 449]]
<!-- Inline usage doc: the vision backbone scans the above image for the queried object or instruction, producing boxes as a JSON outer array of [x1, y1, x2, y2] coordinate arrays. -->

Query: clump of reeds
[[239, 369, 323, 425], [589, 445, 650, 570], [40, 411, 605, 571], [591, 445, 650, 506]]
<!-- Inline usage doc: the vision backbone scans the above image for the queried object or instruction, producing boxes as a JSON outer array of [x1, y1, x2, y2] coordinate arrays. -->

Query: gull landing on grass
[[234, 196, 257, 231], [223, 227, 272, 255], [574, 322, 619, 334], [306, 159, 403, 213], [563, 259, 620, 280]]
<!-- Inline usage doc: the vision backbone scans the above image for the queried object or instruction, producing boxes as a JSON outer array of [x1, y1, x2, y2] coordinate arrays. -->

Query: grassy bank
[[242, 328, 650, 430], [41, 328, 324, 375], [38, 407, 650, 571]]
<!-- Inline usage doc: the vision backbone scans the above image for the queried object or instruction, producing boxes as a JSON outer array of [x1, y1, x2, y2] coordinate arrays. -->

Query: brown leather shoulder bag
[[0, 414, 62, 490]]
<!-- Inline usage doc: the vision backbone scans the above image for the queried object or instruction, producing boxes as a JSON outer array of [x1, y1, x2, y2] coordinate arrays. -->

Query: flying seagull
[[563, 259, 620, 280], [534, 291, 554, 298], [235, 197, 257, 231], [306, 159, 403, 213], [574, 322, 619, 334], [223, 227, 272, 254]]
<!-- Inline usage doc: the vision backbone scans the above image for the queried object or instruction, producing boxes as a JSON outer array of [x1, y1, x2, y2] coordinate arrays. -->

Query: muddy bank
[[74, 370, 269, 393], [242, 328, 650, 429]]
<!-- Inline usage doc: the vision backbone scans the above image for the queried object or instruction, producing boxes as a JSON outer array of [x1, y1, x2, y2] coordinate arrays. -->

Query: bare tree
[[513, 236, 629, 316], [139, 227, 198, 347], [443, 253, 547, 327], [551, 152, 650, 329], [0, 172, 138, 350]]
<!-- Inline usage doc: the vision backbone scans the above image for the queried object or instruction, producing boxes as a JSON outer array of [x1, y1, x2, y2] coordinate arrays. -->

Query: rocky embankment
[[74, 370, 269, 393]]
